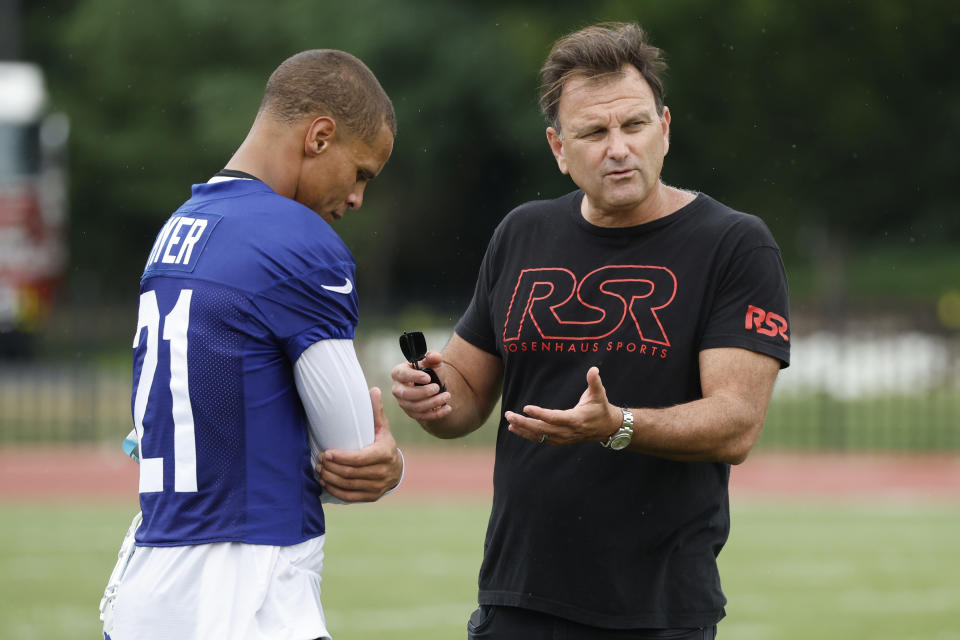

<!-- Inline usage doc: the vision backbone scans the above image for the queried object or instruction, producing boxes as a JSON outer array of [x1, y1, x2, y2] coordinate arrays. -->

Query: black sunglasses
[[399, 331, 445, 392]]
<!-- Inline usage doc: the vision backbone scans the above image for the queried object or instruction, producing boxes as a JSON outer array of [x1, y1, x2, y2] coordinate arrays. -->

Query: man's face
[[297, 122, 394, 224], [546, 65, 670, 218]]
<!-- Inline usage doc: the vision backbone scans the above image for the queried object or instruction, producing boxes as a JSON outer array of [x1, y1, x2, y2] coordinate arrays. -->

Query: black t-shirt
[[455, 190, 790, 629]]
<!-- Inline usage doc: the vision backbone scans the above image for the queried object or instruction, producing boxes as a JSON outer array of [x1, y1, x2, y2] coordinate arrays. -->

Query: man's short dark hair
[[539, 22, 667, 130], [260, 49, 397, 142]]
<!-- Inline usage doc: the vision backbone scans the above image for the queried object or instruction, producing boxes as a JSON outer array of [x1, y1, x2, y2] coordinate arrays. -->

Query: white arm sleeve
[[294, 339, 374, 504]]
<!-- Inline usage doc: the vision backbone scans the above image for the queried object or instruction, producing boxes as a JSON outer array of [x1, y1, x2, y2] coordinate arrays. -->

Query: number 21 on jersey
[[132, 289, 198, 494]]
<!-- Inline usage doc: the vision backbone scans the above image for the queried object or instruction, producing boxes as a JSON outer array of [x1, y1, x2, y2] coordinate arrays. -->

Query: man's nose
[[346, 185, 366, 210], [606, 129, 629, 160]]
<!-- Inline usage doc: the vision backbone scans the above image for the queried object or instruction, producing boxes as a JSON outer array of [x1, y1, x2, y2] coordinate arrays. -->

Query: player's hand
[[316, 387, 404, 502], [390, 350, 452, 421], [505, 366, 621, 446]]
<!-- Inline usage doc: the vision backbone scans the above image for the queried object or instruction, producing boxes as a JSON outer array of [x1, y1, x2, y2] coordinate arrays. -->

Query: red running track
[[1, 446, 958, 503]]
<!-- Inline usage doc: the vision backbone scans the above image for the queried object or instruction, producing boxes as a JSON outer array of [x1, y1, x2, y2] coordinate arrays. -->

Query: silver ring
[[539, 434, 548, 444]]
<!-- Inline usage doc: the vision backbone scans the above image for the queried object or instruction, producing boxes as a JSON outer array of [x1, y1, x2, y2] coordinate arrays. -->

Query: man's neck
[[581, 183, 696, 228]]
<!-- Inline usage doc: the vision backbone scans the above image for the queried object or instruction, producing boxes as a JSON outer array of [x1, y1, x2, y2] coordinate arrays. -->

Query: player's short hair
[[260, 49, 397, 142], [539, 22, 667, 131]]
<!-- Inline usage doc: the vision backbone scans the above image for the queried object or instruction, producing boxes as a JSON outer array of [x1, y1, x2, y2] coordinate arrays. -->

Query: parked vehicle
[[0, 62, 68, 357]]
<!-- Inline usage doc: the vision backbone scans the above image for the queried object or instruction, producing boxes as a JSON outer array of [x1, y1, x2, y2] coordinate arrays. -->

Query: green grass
[[719, 501, 960, 639], [322, 500, 489, 639], [0, 500, 139, 639], [1, 498, 958, 640]]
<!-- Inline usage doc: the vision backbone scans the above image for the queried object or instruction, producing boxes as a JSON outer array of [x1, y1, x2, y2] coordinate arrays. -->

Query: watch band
[[620, 407, 634, 430], [602, 407, 634, 449]]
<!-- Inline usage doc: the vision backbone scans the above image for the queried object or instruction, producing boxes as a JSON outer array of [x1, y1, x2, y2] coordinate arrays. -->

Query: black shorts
[[467, 605, 718, 640]]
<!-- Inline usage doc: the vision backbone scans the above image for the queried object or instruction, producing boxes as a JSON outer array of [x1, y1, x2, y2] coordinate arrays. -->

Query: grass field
[[1, 498, 958, 640]]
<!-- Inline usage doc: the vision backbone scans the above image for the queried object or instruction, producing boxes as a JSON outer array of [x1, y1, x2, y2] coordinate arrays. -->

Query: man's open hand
[[505, 367, 620, 446]]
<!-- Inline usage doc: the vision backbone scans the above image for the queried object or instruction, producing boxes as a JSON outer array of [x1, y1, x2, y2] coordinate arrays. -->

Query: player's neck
[[224, 118, 300, 199]]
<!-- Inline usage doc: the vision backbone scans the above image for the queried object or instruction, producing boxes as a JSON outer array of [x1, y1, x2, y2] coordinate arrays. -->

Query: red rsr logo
[[745, 305, 789, 342], [502, 265, 677, 345]]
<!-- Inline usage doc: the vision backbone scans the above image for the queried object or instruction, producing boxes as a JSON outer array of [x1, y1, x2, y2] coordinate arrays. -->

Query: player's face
[[546, 65, 670, 222], [298, 122, 394, 224]]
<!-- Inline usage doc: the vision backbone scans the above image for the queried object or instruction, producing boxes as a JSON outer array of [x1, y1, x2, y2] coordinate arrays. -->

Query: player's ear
[[305, 117, 337, 157], [546, 126, 568, 175]]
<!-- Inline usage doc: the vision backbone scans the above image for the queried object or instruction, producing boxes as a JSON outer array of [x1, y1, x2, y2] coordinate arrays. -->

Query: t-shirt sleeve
[[252, 260, 360, 362], [699, 238, 791, 368], [454, 227, 502, 355]]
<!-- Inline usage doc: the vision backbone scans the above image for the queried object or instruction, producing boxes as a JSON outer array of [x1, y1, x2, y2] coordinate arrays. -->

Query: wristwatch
[[602, 407, 634, 450]]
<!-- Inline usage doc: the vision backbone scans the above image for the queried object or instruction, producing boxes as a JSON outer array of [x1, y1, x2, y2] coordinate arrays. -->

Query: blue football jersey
[[130, 179, 359, 546]]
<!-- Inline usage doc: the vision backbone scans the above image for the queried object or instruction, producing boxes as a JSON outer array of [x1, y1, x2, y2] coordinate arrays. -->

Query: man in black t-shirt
[[392, 22, 789, 640]]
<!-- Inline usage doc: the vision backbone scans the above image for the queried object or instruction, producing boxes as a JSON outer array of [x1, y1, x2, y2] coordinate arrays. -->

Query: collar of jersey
[[190, 176, 275, 201]]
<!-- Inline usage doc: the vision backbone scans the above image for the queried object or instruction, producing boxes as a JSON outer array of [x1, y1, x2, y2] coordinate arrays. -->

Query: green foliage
[[21, 1, 960, 310], [2, 499, 958, 639]]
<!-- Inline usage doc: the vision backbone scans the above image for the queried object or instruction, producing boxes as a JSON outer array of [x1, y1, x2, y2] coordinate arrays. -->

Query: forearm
[[506, 349, 780, 464], [626, 391, 768, 464], [294, 339, 374, 454], [295, 339, 386, 503], [625, 349, 780, 464], [393, 332, 503, 440], [415, 359, 497, 439]]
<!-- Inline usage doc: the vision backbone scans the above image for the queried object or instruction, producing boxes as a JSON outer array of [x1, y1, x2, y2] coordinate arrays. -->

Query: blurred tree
[[21, 0, 960, 316], [639, 0, 960, 269]]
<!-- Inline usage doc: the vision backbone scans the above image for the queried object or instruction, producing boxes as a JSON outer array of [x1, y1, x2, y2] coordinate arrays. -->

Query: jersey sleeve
[[454, 225, 503, 355], [699, 241, 791, 368], [252, 261, 360, 362]]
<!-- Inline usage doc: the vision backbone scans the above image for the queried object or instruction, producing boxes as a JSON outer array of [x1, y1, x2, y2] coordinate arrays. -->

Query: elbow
[[722, 421, 764, 466], [424, 426, 463, 440], [725, 448, 751, 466], [419, 421, 449, 439], [419, 419, 473, 440]]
